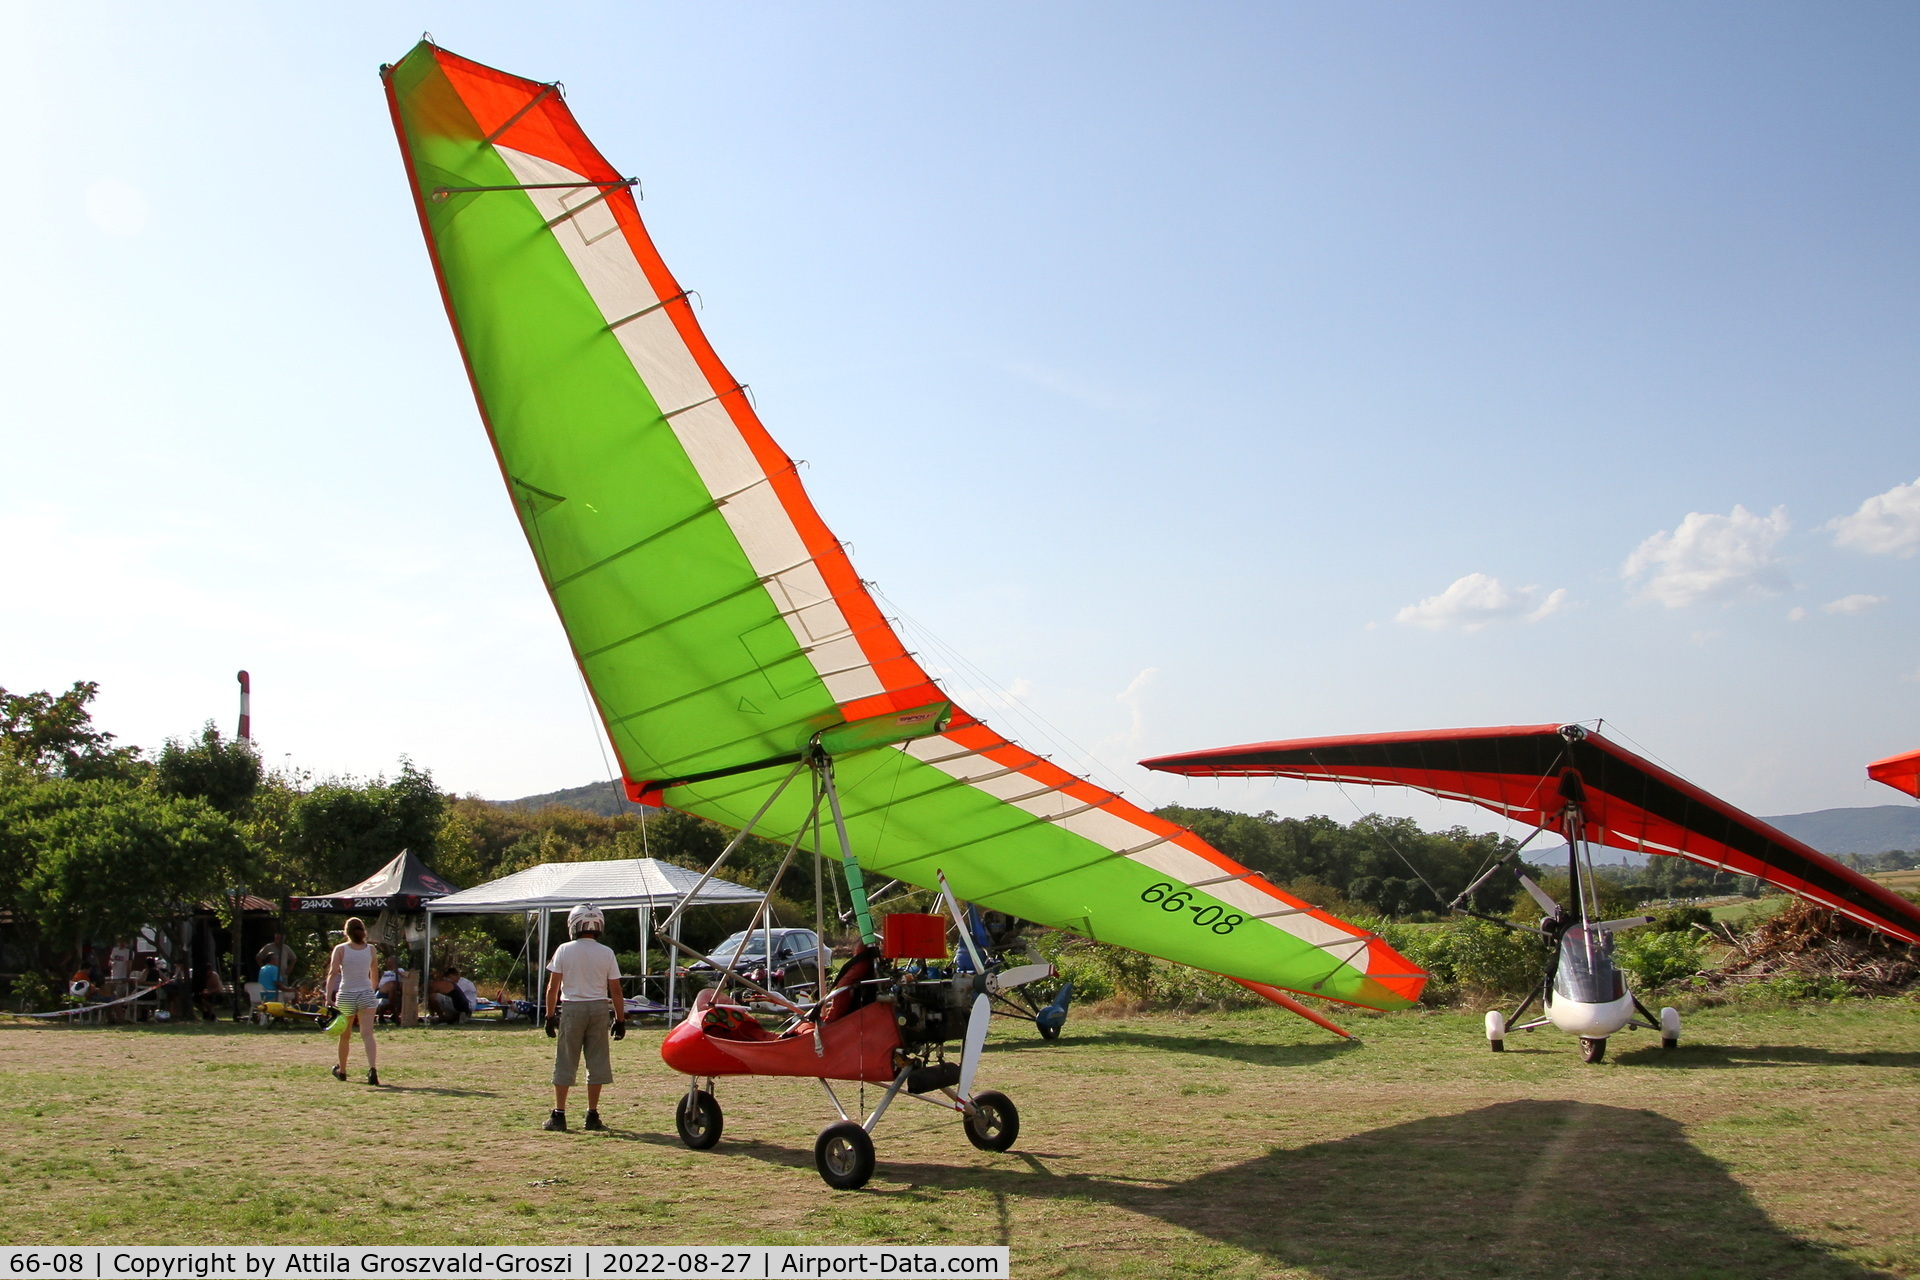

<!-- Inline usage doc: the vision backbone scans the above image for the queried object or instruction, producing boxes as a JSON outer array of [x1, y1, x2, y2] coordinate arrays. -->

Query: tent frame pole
[[537, 908, 551, 1028], [422, 913, 433, 1026]]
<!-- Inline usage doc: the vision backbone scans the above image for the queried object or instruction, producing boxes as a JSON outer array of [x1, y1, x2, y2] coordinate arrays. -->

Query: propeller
[[986, 962, 1055, 994], [1517, 873, 1561, 919], [957, 991, 991, 1100]]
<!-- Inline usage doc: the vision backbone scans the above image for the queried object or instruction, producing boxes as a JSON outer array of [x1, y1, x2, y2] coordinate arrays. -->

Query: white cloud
[[1824, 476, 1920, 557], [1787, 606, 1808, 622], [1525, 588, 1571, 623], [1395, 574, 1571, 632], [1821, 593, 1888, 615], [1622, 505, 1790, 607]]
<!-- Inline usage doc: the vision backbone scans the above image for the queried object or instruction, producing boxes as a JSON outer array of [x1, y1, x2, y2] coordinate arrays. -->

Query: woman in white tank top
[[325, 917, 382, 1085]]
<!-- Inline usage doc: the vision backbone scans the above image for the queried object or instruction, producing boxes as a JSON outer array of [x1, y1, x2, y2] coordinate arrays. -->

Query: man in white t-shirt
[[542, 903, 625, 1132]]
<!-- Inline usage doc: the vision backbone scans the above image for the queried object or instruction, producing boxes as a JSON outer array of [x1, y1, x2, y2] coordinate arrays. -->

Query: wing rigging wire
[[869, 585, 1142, 802], [1307, 738, 1572, 917]]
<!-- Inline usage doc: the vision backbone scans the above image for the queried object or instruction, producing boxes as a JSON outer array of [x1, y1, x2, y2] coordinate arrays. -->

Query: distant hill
[[489, 782, 1920, 856], [1757, 805, 1920, 856], [491, 779, 639, 817]]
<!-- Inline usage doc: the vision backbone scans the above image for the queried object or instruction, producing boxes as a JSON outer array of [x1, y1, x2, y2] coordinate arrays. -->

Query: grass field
[[1872, 869, 1920, 895], [2, 1001, 1917, 1278], [1708, 895, 1794, 925]]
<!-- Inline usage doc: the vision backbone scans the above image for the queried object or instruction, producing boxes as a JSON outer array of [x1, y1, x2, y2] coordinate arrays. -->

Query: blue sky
[[4, 4, 1918, 830]]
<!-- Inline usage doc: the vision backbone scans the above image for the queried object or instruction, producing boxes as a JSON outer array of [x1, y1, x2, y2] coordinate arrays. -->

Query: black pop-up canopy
[[287, 850, 460, 914]]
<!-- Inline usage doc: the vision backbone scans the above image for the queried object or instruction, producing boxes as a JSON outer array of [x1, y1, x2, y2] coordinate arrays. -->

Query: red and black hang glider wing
[[1867, 748, 1920, 800], [1141, 724, 1920, 947]]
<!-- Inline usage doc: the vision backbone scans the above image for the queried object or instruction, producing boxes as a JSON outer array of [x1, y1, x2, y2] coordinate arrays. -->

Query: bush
[[1725, 973, 1852, 1004], [1387, 918, 1543, 1002], [1039, 935, 1148, 1005], [1650, 906, 1713, 934], [469, 949, 519, 987], [11, 971, 54, 1014], [1033, 934, 1261, 1011], [1616, 928, 1707, 991], [1143, 965, 1264, 1011]]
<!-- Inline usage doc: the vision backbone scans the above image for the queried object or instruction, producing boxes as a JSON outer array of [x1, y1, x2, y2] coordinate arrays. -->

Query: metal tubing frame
[[818, 756, 877, 945], [717, 786, 825, 992], [657, 758, 809, 936], [862, 1069, 911, 1133]]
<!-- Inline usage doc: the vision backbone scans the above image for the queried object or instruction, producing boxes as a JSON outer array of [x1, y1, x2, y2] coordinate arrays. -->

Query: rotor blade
[[957, 992, 991, 1099], [986, 963, 1055, 994], [1517, 873, 1561, 918], [1591, 915, 1655, 932]]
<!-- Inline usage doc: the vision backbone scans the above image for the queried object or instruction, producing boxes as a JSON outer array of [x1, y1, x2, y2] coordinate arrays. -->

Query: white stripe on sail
[[492, 144, 882, 705], [898, 735, 1362, 954]]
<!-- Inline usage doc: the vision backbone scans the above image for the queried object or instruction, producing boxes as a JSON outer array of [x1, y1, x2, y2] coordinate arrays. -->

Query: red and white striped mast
[[236, 670, 251, 744]]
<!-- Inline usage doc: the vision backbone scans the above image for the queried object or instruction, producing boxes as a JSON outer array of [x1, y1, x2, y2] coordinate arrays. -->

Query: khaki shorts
[[553, 999, 614, 1087]]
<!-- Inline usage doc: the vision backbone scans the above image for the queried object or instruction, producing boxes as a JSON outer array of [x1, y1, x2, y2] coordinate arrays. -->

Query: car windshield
[[709, 932, 771, 963]]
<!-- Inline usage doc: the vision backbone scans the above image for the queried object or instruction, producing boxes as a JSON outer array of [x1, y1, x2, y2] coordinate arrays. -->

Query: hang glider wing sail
[[1141, 724, 1920, 947], [1868, 748, 1920, 800], [381, 42, 1423, 1011]]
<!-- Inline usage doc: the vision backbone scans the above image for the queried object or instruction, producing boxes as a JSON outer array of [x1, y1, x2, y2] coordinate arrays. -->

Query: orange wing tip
[[624, 778, 667, 808], [1229, 979, 1352, 1038]]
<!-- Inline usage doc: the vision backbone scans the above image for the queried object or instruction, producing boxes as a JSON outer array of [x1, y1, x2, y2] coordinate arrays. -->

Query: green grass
[[1, 1001, 1917, 1278], [1708, 895, 1795, 924]]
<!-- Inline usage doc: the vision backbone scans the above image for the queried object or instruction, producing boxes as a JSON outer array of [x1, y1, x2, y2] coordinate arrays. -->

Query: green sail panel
[[383, 41, 1425, 1010]]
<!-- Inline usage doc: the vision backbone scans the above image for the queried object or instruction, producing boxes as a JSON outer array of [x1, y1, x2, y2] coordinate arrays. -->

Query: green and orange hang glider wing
[[382, 41, 1423, 1011]]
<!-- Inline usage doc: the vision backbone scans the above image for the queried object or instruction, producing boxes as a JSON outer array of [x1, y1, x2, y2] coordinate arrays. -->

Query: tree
[[13, 780, 251, 945], [285, 761, 446, 892], [0, 682, 145, 782], [156, 723, 261, 816], [1153, 805, 1520, 919]]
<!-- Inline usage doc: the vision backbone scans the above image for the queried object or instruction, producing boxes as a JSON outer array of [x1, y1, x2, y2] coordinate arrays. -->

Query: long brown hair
[[344, 917, 367, 944]]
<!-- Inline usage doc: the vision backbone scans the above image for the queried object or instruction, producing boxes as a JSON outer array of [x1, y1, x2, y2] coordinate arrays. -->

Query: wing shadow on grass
[[849, 1101, 1885, 1279], [991, 1030, 1357, 1068], [1613, 1043, 1920, 1070]]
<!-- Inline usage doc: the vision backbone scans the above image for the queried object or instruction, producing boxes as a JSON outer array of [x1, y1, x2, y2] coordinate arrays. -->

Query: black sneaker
[[331, 1065, 346, 1081], [542, 1110, 567, 1132], [583, 1110, 607, 1131], [367, 1068, 380, 1087]]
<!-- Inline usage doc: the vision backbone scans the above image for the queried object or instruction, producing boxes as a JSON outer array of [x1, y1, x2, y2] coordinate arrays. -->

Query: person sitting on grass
[[542, 903, 625, 1132], [193, 965, 229, 1021], [428, 966, 473, 1024], [376, 966, 404, 1023]]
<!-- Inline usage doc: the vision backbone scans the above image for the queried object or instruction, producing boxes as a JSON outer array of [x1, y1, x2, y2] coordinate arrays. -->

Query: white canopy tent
[[423, 857, 765, 1021]]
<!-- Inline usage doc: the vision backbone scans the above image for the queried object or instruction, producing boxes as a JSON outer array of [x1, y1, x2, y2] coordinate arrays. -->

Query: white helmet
[[567, 902, 605, 938]]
